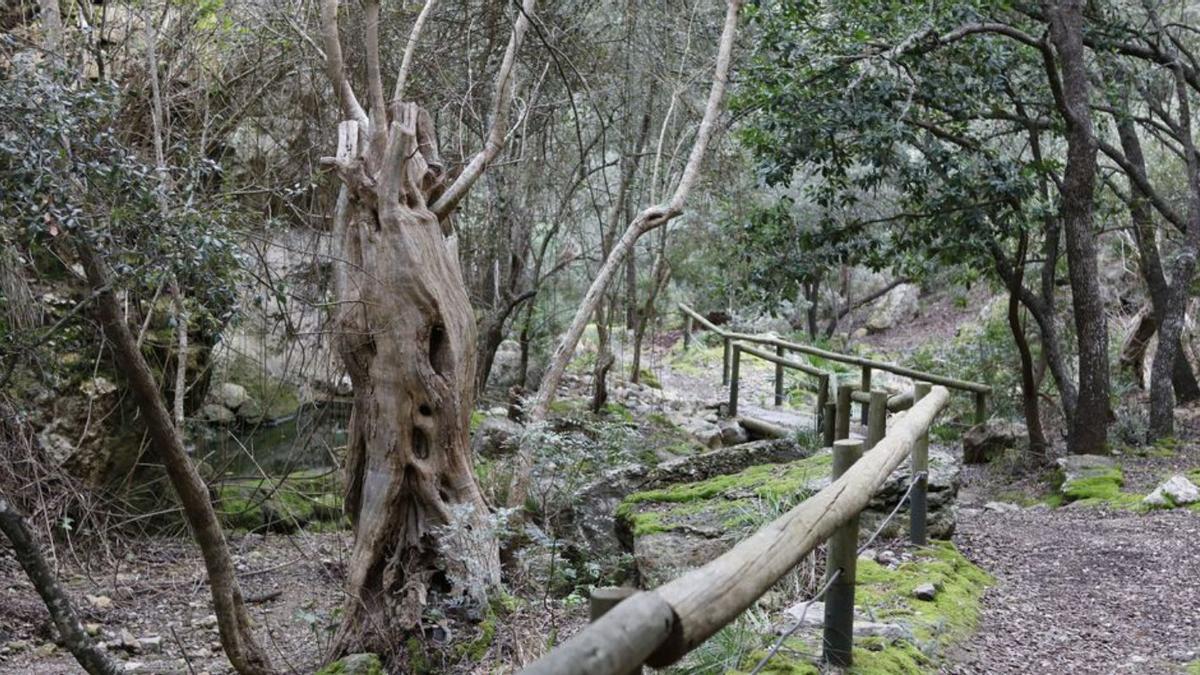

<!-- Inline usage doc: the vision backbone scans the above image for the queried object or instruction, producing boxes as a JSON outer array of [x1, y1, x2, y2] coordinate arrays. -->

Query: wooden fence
[[679, 302, 991, 425], [520, 381, 951, 674]]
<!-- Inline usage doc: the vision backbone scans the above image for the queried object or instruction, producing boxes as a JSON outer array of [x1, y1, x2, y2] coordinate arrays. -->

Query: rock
[[1056, 455, 1117, 488], [778, 601, 905, 641], [486, 339, 534, 391], [199, 403, 236, 424], [471, 417, 525, 458], [79, 376, 118, 399], [39, 432, 76, 466], [137, 636, 163, 653], [983, 501, 1020, 513], [34, 642, 56, 657], [214, 382, 251, 411], [718, 420, 749, 446], [633, 529, 735, 587], [875, 550, 897, 566], [1143, 475, 1200, 508], [85, 623, 102, 637], [195, 614, 218, 629], [563, 438, 809, 560], [123, 662, 146, 673], [692, 425, 724, 449], [912, 582, 938, 601], [962, 420, 1027, 464], [866, 283, 921, 333], [87, 594, 113, 610], [117, 629, 139, 653], [784, 600, 826, 626], [235, 398, 265, 423]]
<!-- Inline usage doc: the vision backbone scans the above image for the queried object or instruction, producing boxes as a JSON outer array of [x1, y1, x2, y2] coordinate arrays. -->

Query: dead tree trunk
[[529, 0, 743, 422], [79, 248, 272, 675], [319, 0, 532, 656]]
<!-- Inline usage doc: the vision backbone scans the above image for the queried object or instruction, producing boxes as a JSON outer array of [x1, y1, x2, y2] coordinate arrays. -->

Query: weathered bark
[[1119, 304, 1155, 387], [1113, 108, 1200, 405], [1047, 0, 1111, 454], [0, 498, 120, 675], [319, 0, 533, 656], [79, 247, 272, 675], [529, 0, 743, 422], [1006, 234, 1049, 461], [1148, 66, 1200, 439]]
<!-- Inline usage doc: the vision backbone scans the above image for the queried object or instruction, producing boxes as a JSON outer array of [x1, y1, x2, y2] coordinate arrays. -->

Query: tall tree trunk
[[1114, 109, 1200, 407], [1047, 0, 1111, 454], [530, 0, 743, 422], [1148, 67, 1200, 439], [79, 247, 272, 675], [1007, 234, 1049, 461], [319, 0, 532, 656]]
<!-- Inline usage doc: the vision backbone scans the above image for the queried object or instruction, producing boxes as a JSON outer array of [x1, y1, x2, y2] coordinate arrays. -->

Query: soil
[[947, 462, 1200, 674]]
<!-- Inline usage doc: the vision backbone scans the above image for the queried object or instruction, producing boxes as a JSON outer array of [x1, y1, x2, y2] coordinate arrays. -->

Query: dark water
[[194, 401, 350, 476]]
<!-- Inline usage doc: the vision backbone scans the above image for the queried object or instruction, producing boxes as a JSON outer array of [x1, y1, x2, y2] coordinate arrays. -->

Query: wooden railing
[[520, 382, 951, 674], [679, 302, 992, 425]]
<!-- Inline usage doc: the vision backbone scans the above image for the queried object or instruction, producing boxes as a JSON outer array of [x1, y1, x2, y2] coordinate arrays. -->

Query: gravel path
[[946, 488, 1200, 673]]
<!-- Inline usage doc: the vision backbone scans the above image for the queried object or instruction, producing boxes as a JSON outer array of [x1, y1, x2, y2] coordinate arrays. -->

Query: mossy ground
[[616, 450, 832, 537], [215, 468, 347, 532], [738, 542, 992, 674]]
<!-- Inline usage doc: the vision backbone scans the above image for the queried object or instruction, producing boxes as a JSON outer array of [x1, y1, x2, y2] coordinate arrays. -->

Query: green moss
[[638, 369, 663, 389], [602, 402, 635, 423], [744, 542, 990, 674], [459, 609, 497, 661], [1060, 466, 1144, 509], [215, 470, 346, 532], [223, 355, 302, 420], [406, 636, 429, 674], [616, 452, 831, 538], [1187, 659, 1200, 674], [469, 410, 486, 432]]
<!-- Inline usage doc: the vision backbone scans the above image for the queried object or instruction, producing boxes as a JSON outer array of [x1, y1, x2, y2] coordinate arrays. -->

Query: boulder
[[1143, 475, 1200, 508], [560, 438, 808, 560], [962, 419, 1027, 464], [471, 417, 525, 458], [866, 283, 921, 333], [199, 403, 236, 425], [718, 420, 750, 446], [214, 382, 251, 411], [1056, 454, 1117, 486]]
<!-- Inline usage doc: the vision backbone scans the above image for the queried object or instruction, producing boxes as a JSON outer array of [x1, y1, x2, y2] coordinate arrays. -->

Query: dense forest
[[2, 0, 1200, 673]]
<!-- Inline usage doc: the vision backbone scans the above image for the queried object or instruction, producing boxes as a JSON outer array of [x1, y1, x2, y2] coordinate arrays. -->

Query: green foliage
[[314, 654, 384, 675]]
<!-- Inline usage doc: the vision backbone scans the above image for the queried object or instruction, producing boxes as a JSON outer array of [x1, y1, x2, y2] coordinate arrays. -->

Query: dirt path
[[947, 469, 1200, 674]]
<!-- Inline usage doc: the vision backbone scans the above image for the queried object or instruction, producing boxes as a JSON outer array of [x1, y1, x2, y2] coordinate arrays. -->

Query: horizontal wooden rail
[[733, 341, 828, 378], [519, 386, 951, 674], [679, 303, 990, 396]]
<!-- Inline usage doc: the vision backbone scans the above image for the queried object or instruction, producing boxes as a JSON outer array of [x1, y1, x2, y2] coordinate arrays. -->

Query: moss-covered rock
[[1056, 456, 1144, 509], [215, 468, 346, 532]]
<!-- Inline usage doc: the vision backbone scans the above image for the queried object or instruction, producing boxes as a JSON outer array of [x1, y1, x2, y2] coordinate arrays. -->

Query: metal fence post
[[835, 383, 853, 441], [911, 381, 931, 547], [866, 390, 887, 450], [860, 366, 872, 426], [589, 587, 642, 674], [728, 344, 741, 418], [824, 438, 863, 668], [774, 344, 785, 407]]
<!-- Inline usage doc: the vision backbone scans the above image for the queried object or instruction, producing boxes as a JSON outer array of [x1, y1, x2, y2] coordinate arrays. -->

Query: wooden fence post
[[774, 344, 785, 407], [824, 438, 863, 668], [722, 337, 732, 386], [823, 401, 836, 447], [816, 374, 830, 435], [866, 390, 887, 450], [835, 383, 853, 441], [859, 366, 872, 425], [910, 381, 931, 547], [974, 391, 987, 425], [683, 313, 693, 350], [589, 587, 642, 675], [728, 345, 741, 418]]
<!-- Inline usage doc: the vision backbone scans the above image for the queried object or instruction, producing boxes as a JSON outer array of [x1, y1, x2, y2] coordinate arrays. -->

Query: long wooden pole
[[910, 382, 931, 546]]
